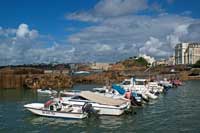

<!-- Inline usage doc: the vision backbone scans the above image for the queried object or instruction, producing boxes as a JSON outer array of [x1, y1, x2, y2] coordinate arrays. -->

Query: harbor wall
[[0, 68, 73, 89], [0, 67, 199, 89]]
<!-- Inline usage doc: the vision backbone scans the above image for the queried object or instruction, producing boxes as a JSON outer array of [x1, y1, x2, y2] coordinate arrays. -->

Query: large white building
[[184, 43, 200, 64], [175, 43, 189, 64], [175, 42, 200, 65]]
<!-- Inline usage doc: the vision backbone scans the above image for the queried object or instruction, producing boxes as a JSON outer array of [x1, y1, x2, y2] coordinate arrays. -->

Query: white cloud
[[94, 0, 148, 17], [1, 1, 200, 65], [68, 36, 81, 43], [181, 11, 192, 16], [167, 24, 189, 48], [64, 0, 200, 61], [66, 12, 102, 22], [139, 37, 168, 57], [95, 44, 112, 52], [0, 23, 76, 66], [1, 15, 200, 66], [16, 23, 38, 39], [139, 54, 155, 65], [66, 0, 148, 22], [67, 14, 198, 60]]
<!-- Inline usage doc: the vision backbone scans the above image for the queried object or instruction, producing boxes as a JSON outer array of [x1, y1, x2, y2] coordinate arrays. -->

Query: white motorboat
[[120, 78, 158, 100], [145, 91, 158, 100], [60, 91, 131, 116], [148, 81, 164, 93], [37, 88, 57, 95], [159, 79, 173, 88], [131, 78, 158, 100], [60, 90, 80, 97], [24, 99, 92, 119], [94, 85, 143, 107]]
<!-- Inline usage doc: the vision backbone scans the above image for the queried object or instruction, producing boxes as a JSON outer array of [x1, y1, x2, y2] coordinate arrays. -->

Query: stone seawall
[[0, 74, 27, 89], [0, 67, 198, 89], [0, 67, 73, 89], [25, 74, 73, 89]]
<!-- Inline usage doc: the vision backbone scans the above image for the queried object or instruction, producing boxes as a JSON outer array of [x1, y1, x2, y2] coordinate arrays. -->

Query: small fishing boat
[[37, 88, 57, 95], [24, 99, 93, 119]]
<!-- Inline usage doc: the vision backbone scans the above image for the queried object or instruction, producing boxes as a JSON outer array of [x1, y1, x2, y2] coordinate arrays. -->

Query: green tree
[[135, 57, 149, 66], [193, 59, 200, 68]]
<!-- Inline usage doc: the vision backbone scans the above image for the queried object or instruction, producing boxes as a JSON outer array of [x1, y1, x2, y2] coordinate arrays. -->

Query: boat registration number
[[42, 110, 55, 115]]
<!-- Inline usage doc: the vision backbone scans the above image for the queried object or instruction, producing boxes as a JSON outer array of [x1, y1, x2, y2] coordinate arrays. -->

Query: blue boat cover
[[112, 84, 126, 95]]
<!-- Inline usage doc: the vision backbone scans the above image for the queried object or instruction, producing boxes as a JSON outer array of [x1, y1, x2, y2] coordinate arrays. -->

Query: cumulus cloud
[[167, 24, 189, 48], [140, 37, 169, 57], [0, 24, 75, 66], [66, 0, 148, 22], [1, 0, 200, 65], [16, 24, 38, 39], [64, 0, 200, 61], [67, 14, 199, 60]]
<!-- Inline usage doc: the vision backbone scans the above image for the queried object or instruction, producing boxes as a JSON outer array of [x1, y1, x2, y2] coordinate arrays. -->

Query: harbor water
[[0, 81, 200, 132]]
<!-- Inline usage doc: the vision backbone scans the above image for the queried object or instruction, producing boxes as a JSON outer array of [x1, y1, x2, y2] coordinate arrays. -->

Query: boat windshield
[[135, 81, 145, 85], [71, 96, 88, 100], [122, 81, 131, 85]]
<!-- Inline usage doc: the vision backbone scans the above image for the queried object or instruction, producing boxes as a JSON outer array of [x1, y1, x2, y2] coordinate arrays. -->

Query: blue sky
[[0, 0, 200, 65], [0, 0, 98, 38]]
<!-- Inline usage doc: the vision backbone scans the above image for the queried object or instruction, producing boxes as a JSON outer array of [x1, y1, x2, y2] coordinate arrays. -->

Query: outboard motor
[[131, 92, 142, 106], [82, 103, 97, 115]]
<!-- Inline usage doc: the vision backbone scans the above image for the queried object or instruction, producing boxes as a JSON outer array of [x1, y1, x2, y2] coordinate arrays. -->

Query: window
[[135, 81, 145, 85], [189, 48, 193, 64], [122, 81, 131, 85]]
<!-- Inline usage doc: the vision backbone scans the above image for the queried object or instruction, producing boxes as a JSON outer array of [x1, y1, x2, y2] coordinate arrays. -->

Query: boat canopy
[[79, 91, 127, 106], [112, 85, 126, 95]]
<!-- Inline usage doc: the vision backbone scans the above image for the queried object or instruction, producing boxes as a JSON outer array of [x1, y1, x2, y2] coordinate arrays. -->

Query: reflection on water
[[0, 81, 200, 132]]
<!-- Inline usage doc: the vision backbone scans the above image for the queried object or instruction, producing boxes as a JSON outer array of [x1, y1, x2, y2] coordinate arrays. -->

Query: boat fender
[[125, 91, 132, 99]]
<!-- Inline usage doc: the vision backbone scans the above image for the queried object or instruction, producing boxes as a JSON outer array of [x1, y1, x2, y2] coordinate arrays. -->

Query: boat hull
[[62, 99, 130, 116], [24, 103, 87, 119], [37, 89, 57, 95]]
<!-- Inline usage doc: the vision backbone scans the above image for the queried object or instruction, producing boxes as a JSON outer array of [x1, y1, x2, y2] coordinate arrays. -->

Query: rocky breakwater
[[0, 67, 73, 89], [72, 71, 128, 85], [25, 73, 73, 89], [73, 61, 148, 85], [0, 67, 43, 89]]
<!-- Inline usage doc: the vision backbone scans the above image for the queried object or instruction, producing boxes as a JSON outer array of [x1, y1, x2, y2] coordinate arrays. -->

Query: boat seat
[[63, 108, 73, 112]]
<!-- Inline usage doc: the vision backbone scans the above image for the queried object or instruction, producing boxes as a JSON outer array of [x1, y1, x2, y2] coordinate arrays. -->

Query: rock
[[24, 74, 73, 89]]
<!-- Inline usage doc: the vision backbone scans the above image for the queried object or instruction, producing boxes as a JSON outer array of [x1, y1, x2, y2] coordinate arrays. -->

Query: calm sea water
[[0, 81, 200, 133]]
